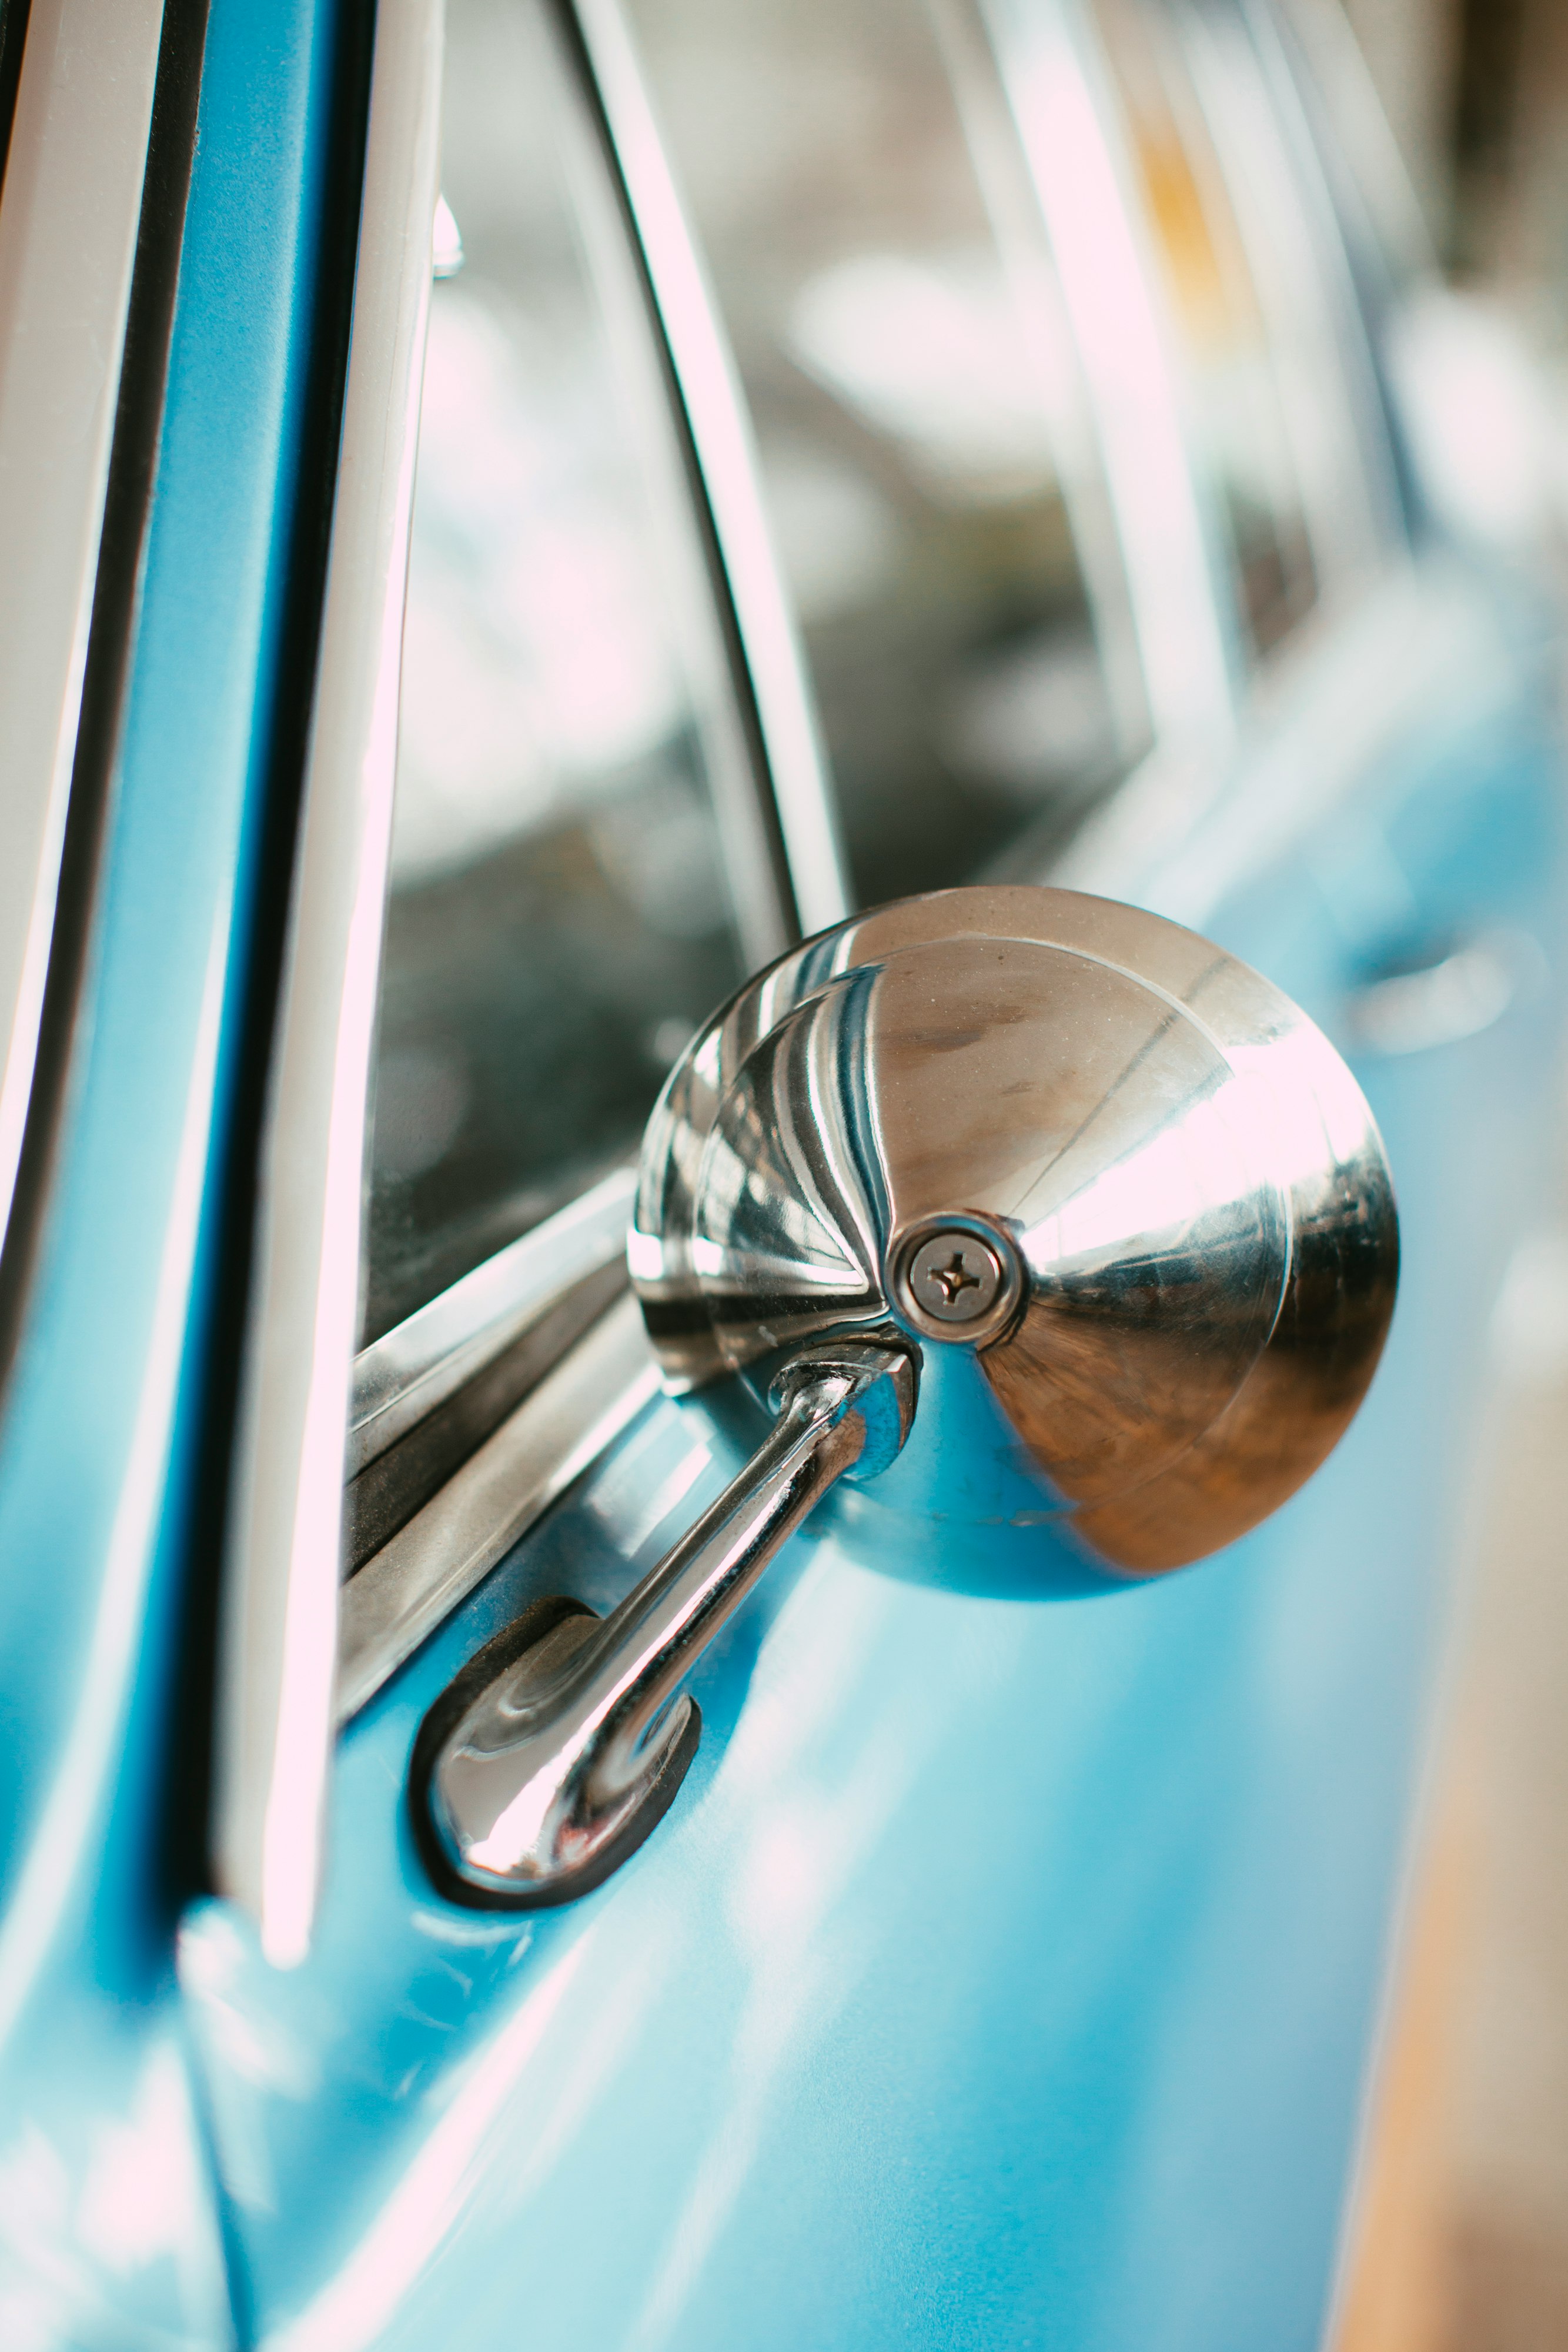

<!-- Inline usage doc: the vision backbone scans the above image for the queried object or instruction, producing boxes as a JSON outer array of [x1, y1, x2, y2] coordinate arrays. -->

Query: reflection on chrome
[[422, 1347, 916, 1905], [347, 1165, 637, 1475], [422, 885, 1395, 1909], [986, 0, 1232, 739], [634, 883, 1398, 1573]]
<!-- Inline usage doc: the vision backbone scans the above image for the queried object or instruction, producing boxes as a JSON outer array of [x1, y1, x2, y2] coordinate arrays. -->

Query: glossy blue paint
[[0, 0, 356, 2334], [1, 0, 1562, 2340], [178, 558, 1564, 2350], [183, 1294, 1465, 2350]]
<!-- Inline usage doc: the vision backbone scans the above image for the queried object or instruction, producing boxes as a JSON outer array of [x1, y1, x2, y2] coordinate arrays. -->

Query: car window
[[627, 0, 1151, 911], [359, 0, 780, 1346], [1088, 0, 1319, 659]]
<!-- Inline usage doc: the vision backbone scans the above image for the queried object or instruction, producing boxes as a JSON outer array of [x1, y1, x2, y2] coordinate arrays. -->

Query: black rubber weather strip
[[0, 0, 29, 203]]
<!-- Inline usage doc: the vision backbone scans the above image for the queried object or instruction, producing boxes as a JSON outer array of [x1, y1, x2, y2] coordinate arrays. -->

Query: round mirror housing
[[632, 886, 1398, 1578]]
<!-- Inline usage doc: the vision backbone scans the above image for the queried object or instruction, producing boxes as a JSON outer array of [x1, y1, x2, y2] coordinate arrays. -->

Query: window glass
[[1088, 0, 1317, 657], [360, 0, 771, 1345], [628, 0, 1149, 911]]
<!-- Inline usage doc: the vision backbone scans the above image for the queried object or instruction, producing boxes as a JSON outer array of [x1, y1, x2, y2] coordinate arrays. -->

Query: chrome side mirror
[[422, 887, 1397, 1905]]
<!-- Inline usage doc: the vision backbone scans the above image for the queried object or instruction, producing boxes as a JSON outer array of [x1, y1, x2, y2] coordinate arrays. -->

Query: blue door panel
[[187, 1361, 1437, 2350], [1, 0, 1560, 2332], [182, 563, 1565, 2350], [0, 0, 359, 2337]]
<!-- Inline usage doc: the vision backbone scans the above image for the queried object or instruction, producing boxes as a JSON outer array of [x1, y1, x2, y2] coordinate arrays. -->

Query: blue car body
[[0, 0, 1560, 2345]]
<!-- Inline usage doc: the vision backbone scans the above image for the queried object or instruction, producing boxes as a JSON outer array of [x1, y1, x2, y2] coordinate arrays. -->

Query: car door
[[0, 1, 1559, 2347], [183, 8, 1559, 2352], [0, 0, 369, 2339]]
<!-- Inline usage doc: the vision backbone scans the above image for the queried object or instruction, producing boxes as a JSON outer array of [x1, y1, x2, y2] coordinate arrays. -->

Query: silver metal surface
[[1174, 2, 1388, 602], [215, 0, 443, 1965], [338, 1291, 659, 1726], [981, 0, 1233, 744], [571, 0, 852, 937], [931, 0, 1151, 769], [904, 1231, 1006, 1324], [349, 1165, 636, 1475], [633, 883, 1398, 1574], [0, 0, 165, 1264], [424, 1344, 915, 1903], [544, 0, 791, 976], [1241, 0, 1408, 560], [894, 1215, 1024, 1342]]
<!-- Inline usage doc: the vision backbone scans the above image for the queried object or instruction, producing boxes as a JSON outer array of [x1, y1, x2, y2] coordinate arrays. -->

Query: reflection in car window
[[360, 0, 771, 1346], [1089, 0, 1317, 659], [628, 0, 1149, 911]]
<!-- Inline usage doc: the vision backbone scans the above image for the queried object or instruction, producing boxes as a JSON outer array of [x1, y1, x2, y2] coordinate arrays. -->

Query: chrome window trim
[[569, 0, 852, 937], [341, 0, 830, 1588], [227, 0, 1423, 1953], [0, 0, 165, 1265], [214, 0, 443, 1966], [1035, 0, 1422, 926], [934, 0, 1152, 772], [981, 0, 1237, 744], [1168, 1, 1385, 606], [1269, 0, 1431, 289], [538, 2, 793, 974], [349, 1164, 636, 1476], [342, 0, 1233, 1734], [336, 1289, 658, 1725], [1241, 0, 1406, 560]]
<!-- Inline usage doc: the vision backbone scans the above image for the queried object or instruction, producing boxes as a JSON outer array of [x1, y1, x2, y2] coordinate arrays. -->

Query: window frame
[[983, 0, 1238, 743], [1238, 0, 1409, 568], [326, 0, 1209, 1769], [215, 0, 852, 1958], [1062, 0, 1405, 679], [214, 0, 443, 1966], [1174, 0, 1388, 611], [227, 0, 1239, 1895], [225, 0, 1413, 1962], [343, 0, 864, 1649], [571, 0, 851, 939]]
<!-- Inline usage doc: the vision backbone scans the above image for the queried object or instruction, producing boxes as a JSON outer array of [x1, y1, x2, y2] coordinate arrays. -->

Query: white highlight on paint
[[269, 1939, 590, 2352], [0, 918, 228, 2053]]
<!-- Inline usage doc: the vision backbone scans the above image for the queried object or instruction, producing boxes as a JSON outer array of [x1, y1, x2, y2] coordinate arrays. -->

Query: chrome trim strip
[[1243, 0, 1406, 559], [336, 1291, 660, 1726], [981, 0, 1235, 742], [1177, 6, 1381, 600], [0, 0, 165, 1261], [542, 9, 789, 971], [214, 0, 443, 1966], [1271, 0, 1432, 284], [933, 0, 1149, 768], [570, 0, 852, 936], [422, 1341, 912, 1904], [349, 1164, 637, 1475]]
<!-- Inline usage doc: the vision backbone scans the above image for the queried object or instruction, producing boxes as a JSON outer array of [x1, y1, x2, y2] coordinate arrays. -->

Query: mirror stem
[[423, 1342, 917, 1905]]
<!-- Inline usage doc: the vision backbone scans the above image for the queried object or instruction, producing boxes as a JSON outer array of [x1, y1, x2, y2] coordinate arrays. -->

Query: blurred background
[[1329, 5, 1568, 2347]]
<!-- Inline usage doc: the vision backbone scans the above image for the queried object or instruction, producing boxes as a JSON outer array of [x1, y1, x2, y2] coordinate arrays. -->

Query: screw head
[[893, 1219, 1022, 1341]]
